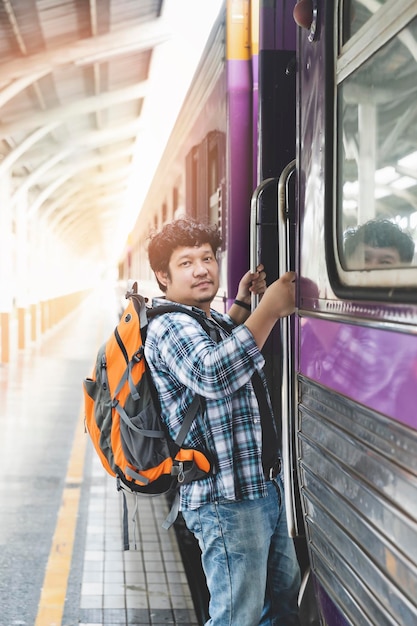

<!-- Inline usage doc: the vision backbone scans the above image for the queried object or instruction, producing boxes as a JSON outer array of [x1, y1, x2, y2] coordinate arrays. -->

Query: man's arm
[[244, 271, 296, 350]]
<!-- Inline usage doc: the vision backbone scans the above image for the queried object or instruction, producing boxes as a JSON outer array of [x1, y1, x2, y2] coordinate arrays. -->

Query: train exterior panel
[[294, 1, 417, 624], [226, 1, 254, 302]]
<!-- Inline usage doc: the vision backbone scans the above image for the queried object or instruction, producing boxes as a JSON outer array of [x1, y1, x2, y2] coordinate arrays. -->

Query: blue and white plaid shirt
[[144, 298, 277, 510]]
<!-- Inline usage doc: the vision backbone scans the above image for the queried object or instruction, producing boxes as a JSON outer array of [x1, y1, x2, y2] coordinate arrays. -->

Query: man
[[344, 219, 415, 268], [145, 218, 300, 625]]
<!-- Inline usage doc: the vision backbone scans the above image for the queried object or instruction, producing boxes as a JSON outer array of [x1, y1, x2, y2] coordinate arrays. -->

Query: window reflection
[[342, 0, 390, 43], [338, 15, 417, 274], [343, 219, 415, 269]]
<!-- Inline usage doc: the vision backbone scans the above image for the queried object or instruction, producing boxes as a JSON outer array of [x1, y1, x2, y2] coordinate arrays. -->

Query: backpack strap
[[147, 303, 220, 343], [161, 394, 202, 530], [112, 356, 141, 401], [162, 493, 180, 530], [113, 399, 166, 438], [173, 394, 201, 448]]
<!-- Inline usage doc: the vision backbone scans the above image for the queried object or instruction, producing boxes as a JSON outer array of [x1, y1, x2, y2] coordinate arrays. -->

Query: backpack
[[82, 282, 212, 535]]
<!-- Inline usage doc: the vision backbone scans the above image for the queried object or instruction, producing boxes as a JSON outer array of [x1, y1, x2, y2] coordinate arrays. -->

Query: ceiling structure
[[0, 0, 218, 274]]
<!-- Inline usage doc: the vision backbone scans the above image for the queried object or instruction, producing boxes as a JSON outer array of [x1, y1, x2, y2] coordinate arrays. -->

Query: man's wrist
[[234, 299, 251, 311]]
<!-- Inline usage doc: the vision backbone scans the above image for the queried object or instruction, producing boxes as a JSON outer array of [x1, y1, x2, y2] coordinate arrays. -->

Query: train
[[121, 1, 417, 625]]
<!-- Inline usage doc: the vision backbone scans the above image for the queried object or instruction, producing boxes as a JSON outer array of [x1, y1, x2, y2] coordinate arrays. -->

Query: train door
[[251, 1, 319, 622], [294, 1, 417, 625]]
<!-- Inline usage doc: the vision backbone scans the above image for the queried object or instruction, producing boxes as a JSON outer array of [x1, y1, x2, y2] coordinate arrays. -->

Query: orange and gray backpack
[[82, 282, 211, 534]]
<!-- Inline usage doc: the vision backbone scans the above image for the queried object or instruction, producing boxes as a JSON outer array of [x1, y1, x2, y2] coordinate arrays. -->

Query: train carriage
[[289, 1, 417, 624]]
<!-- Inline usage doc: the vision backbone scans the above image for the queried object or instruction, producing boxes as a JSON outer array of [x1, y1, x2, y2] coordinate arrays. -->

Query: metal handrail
[[277, 159, 299, 537], [249, 177, 278, 311]]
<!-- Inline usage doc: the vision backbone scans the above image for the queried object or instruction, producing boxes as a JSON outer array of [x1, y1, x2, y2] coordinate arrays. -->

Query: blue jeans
[[182, 476, 301, 626]]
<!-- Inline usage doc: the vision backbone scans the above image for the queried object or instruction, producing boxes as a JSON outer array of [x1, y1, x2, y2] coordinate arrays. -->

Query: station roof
[[0, 0, 221, 269]]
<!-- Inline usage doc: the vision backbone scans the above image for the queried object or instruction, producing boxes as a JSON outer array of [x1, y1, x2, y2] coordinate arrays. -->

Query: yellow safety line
[[35, 410, 87, 626]]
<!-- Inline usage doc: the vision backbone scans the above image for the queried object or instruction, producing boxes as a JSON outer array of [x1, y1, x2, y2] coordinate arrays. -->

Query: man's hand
[[227, 264, 267, 324], [244, 271, 296, 349], [235, 264, 267, 303], [258, 271, 296, 319]]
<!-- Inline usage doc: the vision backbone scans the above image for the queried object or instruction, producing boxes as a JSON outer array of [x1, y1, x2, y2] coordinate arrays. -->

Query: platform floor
[[0, 285, 200, 626], [78, 456, 198, 626]]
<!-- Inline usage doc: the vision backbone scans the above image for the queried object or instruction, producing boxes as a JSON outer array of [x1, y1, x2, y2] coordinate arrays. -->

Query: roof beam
[[0, 20, 170, 83], [24, 145, 135, 217], [0, 82, 148, 135]]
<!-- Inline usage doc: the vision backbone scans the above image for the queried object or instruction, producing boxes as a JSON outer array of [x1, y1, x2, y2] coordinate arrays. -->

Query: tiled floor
[[0, 290, 202, 626], [79, 454, 199, 625]]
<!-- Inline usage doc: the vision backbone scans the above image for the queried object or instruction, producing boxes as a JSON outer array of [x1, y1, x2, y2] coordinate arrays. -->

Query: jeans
[[182, 476, 301, 626]]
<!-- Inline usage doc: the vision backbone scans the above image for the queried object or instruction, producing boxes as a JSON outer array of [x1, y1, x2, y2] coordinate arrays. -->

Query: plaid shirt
[[144, 298, 276, 510]]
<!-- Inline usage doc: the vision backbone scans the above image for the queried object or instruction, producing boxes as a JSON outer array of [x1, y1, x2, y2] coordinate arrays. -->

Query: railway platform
[[0, 285, 201, 626]]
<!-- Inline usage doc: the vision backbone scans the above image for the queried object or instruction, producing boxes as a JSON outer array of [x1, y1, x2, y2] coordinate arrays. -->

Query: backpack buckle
[[171, 461, 185, 483], [132, 347, 144, 362]]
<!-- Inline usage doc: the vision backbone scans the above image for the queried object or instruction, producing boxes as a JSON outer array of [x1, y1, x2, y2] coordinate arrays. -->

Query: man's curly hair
[[344, 219, 415, 263], [147, 218, 222, 291]]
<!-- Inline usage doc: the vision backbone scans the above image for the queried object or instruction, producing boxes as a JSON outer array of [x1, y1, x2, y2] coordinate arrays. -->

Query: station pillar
[[0, 173, 14, 363]]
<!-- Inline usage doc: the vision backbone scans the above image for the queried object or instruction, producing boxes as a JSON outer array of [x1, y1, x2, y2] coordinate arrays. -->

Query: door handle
[[250, 177, 279, 311], [278, 159, 300, 537]]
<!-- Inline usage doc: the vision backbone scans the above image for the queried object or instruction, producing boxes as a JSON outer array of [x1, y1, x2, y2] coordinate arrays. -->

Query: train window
[[336, 11, 417, 288], [161, 202, 168, 224], [341, 0, 389, 44], [185, 132, 225, 225], [172, 187, 179, 214], [186, 146, 198, 220]]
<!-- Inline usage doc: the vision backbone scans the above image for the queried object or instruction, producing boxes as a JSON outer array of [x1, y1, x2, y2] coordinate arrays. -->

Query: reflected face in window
[[348, 243, 403, 269], [343, 219, 415, 271]]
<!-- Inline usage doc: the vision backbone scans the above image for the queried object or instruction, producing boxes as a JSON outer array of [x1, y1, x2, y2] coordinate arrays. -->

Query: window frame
[[328, 0, 417, 302]]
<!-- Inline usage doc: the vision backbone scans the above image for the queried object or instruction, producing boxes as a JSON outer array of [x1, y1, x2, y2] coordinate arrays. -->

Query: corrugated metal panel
[[298, 377, 417, 625]]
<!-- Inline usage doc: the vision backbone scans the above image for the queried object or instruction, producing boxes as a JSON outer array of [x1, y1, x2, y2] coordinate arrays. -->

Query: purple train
[[123, 1, 417, 624]]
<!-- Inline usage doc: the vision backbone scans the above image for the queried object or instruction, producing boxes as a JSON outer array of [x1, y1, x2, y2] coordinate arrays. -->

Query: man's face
[[348, 243, 402, 269], [155, 244, 219, 311]]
